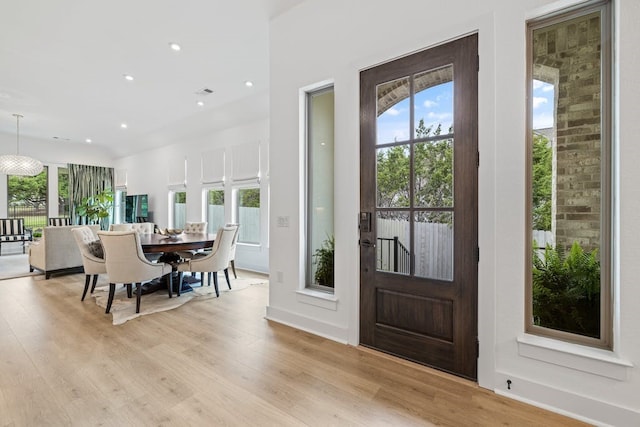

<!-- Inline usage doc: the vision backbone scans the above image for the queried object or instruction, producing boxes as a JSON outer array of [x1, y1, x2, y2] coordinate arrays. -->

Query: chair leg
[[126, 283, 133, 298], [206, 272, 210, 287], [81, 275, 91, 301], [224, 268, 231, 289], [230, 260, 237, 279], [91, 274, 99, 293], [170, 273, 177, 298], [106, 283, 116, 313], [178, 272, 183, 297], [136, 283, 142, 313], [213, 272, 219, 297]]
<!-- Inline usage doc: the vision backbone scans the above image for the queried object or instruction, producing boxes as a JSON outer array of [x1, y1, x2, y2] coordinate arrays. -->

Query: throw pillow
[[87, 240, 104, 259]]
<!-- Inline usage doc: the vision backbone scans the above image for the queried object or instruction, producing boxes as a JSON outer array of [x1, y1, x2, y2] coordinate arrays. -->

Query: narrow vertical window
[[306, 85, 335, 290], [205, 187, 225, 233], [57, 167, 70, 218], [236, 187, 260, 244], [526, 0, 612, 348], [171, 190, 186, 229], [114, 189, 126, 224]]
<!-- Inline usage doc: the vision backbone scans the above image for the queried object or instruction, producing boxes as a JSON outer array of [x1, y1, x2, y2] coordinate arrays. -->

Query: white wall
[[268, 0, 640, 425], [115, 119, 270, 273]]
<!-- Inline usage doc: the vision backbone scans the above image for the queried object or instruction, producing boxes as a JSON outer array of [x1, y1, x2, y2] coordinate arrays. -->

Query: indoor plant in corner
[[76, 188, 114, 230], [313, 235, 335, 288]]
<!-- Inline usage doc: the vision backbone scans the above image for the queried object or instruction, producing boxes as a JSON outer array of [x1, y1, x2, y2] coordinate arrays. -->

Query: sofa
[[29, 225, 100, 279]]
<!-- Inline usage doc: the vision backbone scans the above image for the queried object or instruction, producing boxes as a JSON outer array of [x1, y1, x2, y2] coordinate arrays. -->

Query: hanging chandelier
[[0, 114, 43, 176]]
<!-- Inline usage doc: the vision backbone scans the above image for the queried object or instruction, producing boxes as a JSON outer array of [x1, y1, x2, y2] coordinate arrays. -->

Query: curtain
[[201, 148, 225, 184], [232, 141, 260, 182], [68, 163, 114, 227]]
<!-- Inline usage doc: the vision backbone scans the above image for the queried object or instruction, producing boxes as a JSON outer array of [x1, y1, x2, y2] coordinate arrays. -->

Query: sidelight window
[[526, 0, 612, 348], [305, 85, 335, 290]]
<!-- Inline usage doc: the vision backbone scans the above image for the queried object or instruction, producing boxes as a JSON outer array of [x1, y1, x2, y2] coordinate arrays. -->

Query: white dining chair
[[177, 221, 208, 261], [71, 226, 107, 301], [225, 223, 240, 278], [176, 225, 237, 297], [98, 230, 174, 314]]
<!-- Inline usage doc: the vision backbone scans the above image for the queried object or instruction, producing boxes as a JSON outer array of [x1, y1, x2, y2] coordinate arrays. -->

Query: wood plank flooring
[[0, 271, 588, 426]]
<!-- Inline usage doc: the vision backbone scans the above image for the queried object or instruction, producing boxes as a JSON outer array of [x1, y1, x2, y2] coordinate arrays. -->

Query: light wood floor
[[0, 271, 588, 426]]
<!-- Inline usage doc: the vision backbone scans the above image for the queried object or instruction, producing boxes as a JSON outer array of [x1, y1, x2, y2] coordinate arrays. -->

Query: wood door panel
[[374, 327, 456, 373], [376, 289, 454, 341]]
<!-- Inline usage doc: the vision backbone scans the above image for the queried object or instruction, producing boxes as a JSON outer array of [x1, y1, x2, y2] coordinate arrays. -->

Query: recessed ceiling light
[[123, 74, 134, 81], [85, 138, 92, 143], [196, 101, 204, 107], [169, 42, 181, 51], [245, 80, 254, 87], [120, 123, 128, 129]]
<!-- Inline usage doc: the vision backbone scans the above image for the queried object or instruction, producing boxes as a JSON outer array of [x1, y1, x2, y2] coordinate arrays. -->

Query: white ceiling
[[0, 0, 301, 158]]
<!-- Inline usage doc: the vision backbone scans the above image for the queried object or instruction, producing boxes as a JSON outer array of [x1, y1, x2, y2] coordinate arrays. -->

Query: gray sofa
[[29, 225, 100, 279]]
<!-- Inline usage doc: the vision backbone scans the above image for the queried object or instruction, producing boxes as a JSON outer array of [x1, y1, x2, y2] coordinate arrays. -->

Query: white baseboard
[[265, 305, 349, 344], [494, 372, 640, 427]]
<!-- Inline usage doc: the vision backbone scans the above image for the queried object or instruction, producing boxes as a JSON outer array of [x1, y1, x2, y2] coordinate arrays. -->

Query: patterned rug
[[92, 276, 267, 325]]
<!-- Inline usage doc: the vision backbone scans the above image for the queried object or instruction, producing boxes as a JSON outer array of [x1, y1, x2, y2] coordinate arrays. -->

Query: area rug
[[93, 277, 267, 325]]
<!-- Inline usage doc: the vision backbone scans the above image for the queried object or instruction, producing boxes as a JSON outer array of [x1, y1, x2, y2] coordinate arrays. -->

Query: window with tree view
[[205, 188, 225, 234], [236, 187, 260, 244], [7, 167, 48, 233], [527, 0, 611, 348]]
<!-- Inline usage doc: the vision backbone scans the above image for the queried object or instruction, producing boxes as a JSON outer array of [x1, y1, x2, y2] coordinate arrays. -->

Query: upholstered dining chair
[[71, 226, 107, 301], [225, 223, 240, 279], [110, 222, 160, 262], [177, 221, 208, 261], [176, 224, 237, 297], [98, 230, 174, 314]]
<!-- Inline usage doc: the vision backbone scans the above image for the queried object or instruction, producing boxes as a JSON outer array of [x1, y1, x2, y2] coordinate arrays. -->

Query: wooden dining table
[[138, 232, 216, 254], [137, 232, 216, 294]]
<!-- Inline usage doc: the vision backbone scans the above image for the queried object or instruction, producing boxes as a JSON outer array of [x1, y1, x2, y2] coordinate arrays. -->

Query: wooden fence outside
[[376, 218, 453, 281]]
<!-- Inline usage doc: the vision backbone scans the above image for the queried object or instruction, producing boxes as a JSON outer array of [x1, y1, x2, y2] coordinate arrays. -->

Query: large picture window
[[526, 0, 612, 348]]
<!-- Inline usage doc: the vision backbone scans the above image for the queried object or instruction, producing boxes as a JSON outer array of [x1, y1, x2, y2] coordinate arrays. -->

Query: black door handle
[[360, 239, 376, 248]]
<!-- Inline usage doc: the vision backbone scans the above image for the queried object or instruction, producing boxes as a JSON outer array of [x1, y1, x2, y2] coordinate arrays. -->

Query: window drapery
[[68, 163, 114, 227]]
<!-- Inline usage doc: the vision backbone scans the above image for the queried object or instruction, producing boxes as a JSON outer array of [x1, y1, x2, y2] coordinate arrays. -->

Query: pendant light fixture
[[0, 114, 43, 176]]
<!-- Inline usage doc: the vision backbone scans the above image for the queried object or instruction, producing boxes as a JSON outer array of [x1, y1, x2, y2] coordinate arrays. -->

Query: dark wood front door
[[359, 34, 478, 380]]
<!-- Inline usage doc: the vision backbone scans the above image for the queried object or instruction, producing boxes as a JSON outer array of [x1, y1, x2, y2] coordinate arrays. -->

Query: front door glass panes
[[376, 145, 410, 208], [376, 211, 410, 275], [374, 65, 455, 281], [376, 77, 410, 144], [414, 212, 453, 281]]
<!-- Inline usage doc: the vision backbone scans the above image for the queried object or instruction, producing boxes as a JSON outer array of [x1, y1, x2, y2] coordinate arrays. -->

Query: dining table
[[138, 232, 216, 254], [138, 232, 216, 294]]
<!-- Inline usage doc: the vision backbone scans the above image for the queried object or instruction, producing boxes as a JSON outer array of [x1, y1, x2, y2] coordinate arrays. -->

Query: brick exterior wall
[[533, 11, 602, 253]]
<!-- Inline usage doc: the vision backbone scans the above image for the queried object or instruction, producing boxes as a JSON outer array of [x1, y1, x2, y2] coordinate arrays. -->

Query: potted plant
[[76, 188, 114, 229], [313, 235, 335, 288]]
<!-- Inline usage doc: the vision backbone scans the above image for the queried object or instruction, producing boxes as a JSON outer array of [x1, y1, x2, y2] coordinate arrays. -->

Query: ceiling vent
[[195, 87, 214, 96]]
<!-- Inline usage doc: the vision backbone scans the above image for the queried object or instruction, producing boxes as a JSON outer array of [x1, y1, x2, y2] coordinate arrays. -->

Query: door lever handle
[[360, 239, 375, 248]]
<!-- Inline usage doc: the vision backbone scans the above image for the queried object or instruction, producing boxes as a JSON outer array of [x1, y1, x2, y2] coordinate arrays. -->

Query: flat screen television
[[125, 194, 148, 223]]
